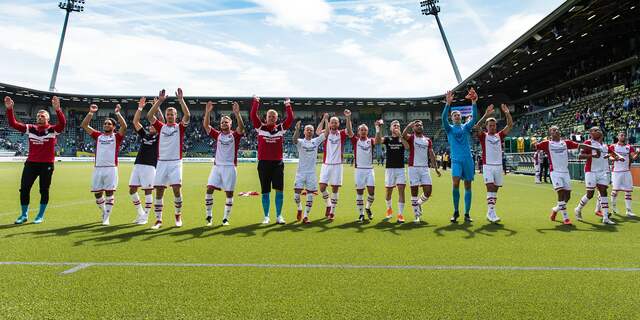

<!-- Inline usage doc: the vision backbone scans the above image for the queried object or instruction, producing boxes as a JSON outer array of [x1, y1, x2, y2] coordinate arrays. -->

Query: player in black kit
[[375, 119, 408, 223], [128, 97, 163, 224]]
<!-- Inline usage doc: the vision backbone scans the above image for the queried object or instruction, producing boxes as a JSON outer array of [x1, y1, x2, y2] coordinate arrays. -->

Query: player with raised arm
[[292, 114, 329, 223], [473, 103, 513, 223], [608, 131, 639, 217], [147, 88, 190, 229], [81, 104, 127, 226], [375, 120, 407, 223], [4, 96, 66, 224], [534, 126, 600, 225], [128, 97, 163, 225], [203, 101, 244, 226], [442, 88, 478, 223], [316, 110, 353, 221], [574, 127, 621, 224], [351, 122, 378, 223], [402, 119, 441, 223], [250, 96, 294, 224]]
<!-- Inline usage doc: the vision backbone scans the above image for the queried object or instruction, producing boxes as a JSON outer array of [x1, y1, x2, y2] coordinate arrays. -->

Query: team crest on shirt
[[329, 137, 341, 145], [486, 136, 501, 145], [358, 142, 371, 151], [162, 128, 178, 137], [219, 135, 234, 146]]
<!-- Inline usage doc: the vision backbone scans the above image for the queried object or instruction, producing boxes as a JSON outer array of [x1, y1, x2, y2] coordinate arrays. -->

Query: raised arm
[[133, 97, 146, 131], [232, 101, 245, 135], [51, 96, 66, 133], [114, 104, 127, 136], [316, 113, 328, 135], [344, 109, 354, 138], [282, 98, 294, 130], [465, 87, 479, 129], [4, 96, 26, 132], [501, 103, 513, 135], [374, 119, 384, 145], [402, 120, 415, 141], [176, 88, 190, 125], [81, 104, 99, 135], [473, 104, 494, 133], [147, 89, 166, 123], [442, 90, 453, 132], [292, 120, 301, 144], [250, 96, 263, 128], [203, 101, 214, 135], [323, 116, 330, 139]]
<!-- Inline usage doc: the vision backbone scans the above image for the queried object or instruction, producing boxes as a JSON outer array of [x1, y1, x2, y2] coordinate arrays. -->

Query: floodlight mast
[[49, 0, 85, 92], [420, 0, 463, 84]]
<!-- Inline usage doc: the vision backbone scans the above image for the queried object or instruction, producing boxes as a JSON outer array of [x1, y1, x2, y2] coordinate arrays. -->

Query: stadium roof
[[1, 0, 637, 110], [453, 0, 639, 104]]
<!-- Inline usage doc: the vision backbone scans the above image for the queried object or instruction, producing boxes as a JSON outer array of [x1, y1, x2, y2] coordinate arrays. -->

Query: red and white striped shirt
[[407, 134, 433, 167], [609, 143, 635, 172], [323, 129, 347, 164], [7, 109, 66, 163], [351, 136, 374, 169], [153, 120, 185, 161], [250, 98, 294, 161], [582, 139, 609, 173], [91, 131, 124, 167], [478, 130, 506, 165], [209, 129, 243, 166], [536, 139, 579, 173]]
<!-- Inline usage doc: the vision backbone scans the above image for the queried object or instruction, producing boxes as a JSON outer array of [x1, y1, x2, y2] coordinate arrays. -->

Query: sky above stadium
[[0, 0, 563, 98]]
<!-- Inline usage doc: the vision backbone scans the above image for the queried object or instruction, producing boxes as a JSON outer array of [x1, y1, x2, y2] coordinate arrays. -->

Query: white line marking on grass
[[1, 261, 640, 275], [0, 200, 95, 218], [61, 263, 93, 275]]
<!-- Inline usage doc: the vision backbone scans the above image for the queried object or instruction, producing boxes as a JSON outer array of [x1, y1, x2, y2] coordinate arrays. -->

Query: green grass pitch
[[0, 162, 639, 319]]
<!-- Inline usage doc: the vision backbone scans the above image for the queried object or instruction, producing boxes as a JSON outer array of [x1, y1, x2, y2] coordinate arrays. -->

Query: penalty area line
[[0, 261, 640, 275]]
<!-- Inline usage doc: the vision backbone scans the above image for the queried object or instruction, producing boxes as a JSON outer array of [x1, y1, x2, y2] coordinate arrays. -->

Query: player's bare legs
[[328, 185, 340, 221], [356, 188, 365, 222], [205, 186, 215, 226], [575, 188, 596, 221], [385, 186, 394, 218], [485, 183, 500, 222], [151, 186, 165, 229], [103, 190, 115, 226], [365, 185, 375, 220], [129, 186, 147, 224], [94, 191, 106, 224], [171, 185, 183, 227]]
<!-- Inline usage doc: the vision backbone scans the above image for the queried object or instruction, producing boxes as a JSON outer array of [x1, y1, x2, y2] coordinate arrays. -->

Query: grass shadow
[[474, 222, 517, 237], [433, 221, 475, 239]]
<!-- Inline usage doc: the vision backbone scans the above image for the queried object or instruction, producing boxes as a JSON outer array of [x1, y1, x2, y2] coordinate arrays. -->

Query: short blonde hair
[[37, 110, 50, 121]]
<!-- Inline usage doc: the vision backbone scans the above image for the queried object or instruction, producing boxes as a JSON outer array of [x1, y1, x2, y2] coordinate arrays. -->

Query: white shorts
[[207, 165, 237, 192], [355, 168, 375, 189], [385, 168, 406, 187], [585, 171, 610, 189], [408, 166, 432, 187], [482, 165, 504, 186], [294, 171, 318, 191], [154, 160, 183, 187], [129, 164, 156, 190], [612, 171, 633, 192], [92, 166, 118, 192], [550, 171, 571, 191], [319, 164, 343, 186]]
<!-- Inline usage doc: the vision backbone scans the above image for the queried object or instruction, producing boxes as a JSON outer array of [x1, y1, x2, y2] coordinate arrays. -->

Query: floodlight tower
[[420, 0, 462, 84], [49, 0, 85, 92]]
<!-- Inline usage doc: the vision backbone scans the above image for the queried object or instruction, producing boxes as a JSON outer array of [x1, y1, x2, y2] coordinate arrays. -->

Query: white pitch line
[[0, 200, 95, 218], [1, 261, 640, 275]]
